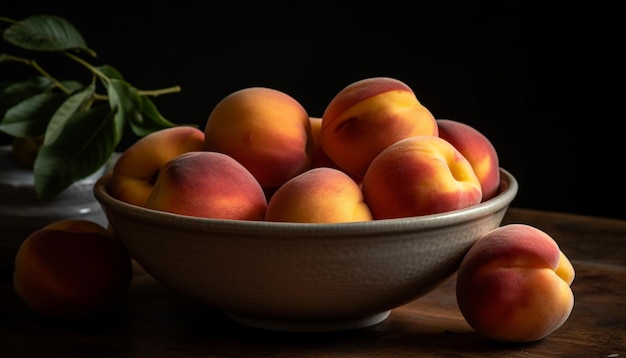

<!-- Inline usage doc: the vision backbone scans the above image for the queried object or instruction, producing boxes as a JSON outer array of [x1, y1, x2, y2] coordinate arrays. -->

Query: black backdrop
[[1, 2, 624, 219]]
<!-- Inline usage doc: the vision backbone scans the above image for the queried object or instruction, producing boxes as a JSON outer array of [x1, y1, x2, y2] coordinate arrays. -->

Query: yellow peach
[[437, 119, 500, 201], [204, 87, 313, 189], [361, 135, 482, 219], [320, 77, 438, 178], [265, 167, 372, 223], [309, 116, 337, 169], [108, 126, 207, 207], [308, 116, 362, 184], [145, 151, 267, 220], [456, 224, 575, 343], [13, 219, 132, 318]]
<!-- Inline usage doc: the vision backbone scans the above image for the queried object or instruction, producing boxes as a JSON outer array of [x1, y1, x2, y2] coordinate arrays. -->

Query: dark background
[[1, 2, 624, 219]]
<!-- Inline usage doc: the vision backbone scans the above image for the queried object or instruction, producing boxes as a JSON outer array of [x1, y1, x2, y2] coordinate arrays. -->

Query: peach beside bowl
[[93, 168, 518, 332]]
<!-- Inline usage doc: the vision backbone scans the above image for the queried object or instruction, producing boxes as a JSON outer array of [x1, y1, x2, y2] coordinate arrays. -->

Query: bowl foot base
[[225, 310, 391, 332]]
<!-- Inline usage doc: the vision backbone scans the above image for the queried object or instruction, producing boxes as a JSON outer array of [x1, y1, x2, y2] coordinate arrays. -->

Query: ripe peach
[[456, 224, 575, 343], [265, 167, 372, 223], [320, 77, 438, 178], [204, 87, 313, 189], [108, 126, 207, 207], [145, 151, 267, 220], [309, 116, 338, 169], [361, 136, 482, 219], [308, 116, 362, 184], [13, 219, 132, 319], [437, 119, 500, 201]]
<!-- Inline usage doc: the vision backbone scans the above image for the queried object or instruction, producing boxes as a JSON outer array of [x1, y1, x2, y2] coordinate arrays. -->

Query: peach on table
[[456, 224, 575, 343], [13, 219, 133, 319]]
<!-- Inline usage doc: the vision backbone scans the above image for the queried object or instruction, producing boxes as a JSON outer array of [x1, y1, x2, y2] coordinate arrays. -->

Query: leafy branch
[[0, 14, 183, 198]]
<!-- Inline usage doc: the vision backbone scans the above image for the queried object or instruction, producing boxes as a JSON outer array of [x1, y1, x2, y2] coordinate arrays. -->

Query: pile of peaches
[[13, 77, 575, 344], [103, 76, 575, 342], [108, 76, 500, 222]]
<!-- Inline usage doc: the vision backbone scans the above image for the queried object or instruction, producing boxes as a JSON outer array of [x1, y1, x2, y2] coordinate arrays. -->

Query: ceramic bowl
[[93, 168, 518, 332]]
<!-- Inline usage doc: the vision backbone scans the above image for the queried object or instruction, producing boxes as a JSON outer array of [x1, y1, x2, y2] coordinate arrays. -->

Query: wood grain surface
[[1, 207, 624, 357]]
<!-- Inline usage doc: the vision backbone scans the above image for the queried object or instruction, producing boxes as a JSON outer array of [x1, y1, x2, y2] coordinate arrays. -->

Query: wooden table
[[1, 207, 624, 357]]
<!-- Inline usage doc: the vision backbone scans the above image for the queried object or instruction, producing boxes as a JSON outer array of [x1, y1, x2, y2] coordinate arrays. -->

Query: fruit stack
[[12, 76, 575, 344]]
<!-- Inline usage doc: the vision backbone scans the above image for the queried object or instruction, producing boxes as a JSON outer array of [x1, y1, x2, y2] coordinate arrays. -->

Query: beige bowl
[[94, 168, 518, 332]]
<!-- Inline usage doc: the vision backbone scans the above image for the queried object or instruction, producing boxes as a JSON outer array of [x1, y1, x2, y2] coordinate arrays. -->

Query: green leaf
[[34, 104, 116, 198], [130, 95, 178, 136], [59, 80, 84, 92], [3, 14, 96, 56], [96, 65, 177, 138], [97, 65, 124, 80], [0, 92, 68, 138], [44, 83, 94, 146], [0, 77, 54, 116], [102, 77, 139, 143]]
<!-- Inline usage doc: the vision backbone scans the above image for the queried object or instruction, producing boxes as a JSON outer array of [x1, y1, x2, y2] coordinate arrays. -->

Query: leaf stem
[[0, 16, 17, 25], [0, 54, 73, 94], [63, 51, 181, 97], [138, 86, 182, 97], [63, 51, 109, 84]]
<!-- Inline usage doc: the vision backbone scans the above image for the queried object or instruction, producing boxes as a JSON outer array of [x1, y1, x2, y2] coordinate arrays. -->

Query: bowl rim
[[93, 168, 517, 236]]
